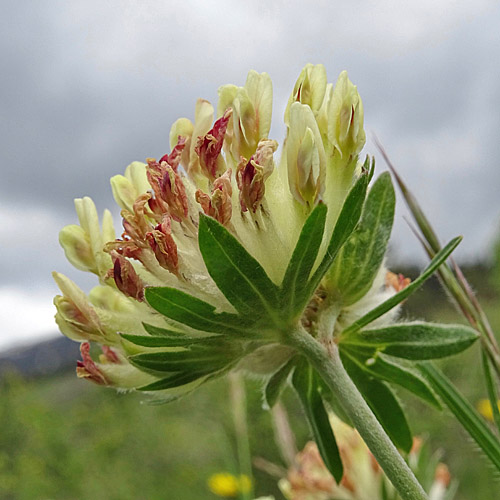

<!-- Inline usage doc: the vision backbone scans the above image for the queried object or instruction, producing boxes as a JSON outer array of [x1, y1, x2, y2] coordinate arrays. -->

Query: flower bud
[[284, 63, 327, 125], [59, 224, 97, 274], [236, 139, 277, 212], [106, 251, 145, 301], [145, 215, 179, 274], [188, 99, 215, 184], [76, 342, 110, 385], [72, 197, 115, 278], [196, 169, 233, 225], [328, 71, 366, 158], [195, 109, 231, 180], [110, 162, 150, 213], [170, 118, 194, 171], [53, 272, 104, 342], [218, 71, 272, 161], [286, 103, 326, 205]]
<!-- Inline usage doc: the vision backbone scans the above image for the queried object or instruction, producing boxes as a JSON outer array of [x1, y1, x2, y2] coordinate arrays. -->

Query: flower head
[[54, 64, 378, 396], [54, 64, 474, 413]]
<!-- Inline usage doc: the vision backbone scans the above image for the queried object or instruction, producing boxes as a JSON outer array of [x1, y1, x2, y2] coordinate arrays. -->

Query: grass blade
[[481, 350, 500, 434], [419, 362, 500, 471], [343, 236, 462, 334]]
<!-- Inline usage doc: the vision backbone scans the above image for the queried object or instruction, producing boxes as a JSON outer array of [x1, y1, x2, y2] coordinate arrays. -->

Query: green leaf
[[315, 377, 352, 426], [341, 322, 478, 360], [292, 360, 343, 483], [281, 203, 327, 317], [141, 323, 188, 337], [343, 236, 462, 334], [138, 370, 212, 391], [264, 357, 296, 408], [300, 167, 370, 307], [121, 333, 219, 348], [419, 362, 500, 472], [129, 341, 240, 374], [326, 172, 395, 305], [340, 345, 441, 409], [145, 287, 250, 335], [341, 352, 413, 453], [198, 213, 280, 320]]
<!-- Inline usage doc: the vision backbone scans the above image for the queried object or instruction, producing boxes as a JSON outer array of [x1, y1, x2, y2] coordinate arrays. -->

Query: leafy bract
[[198, 214, 280, 321], [326, 171, 395, 305], [298, 165, 371, 309], [145, 287, 251, 335], [281, 203, 327, 318], [341, 322, 478, 360], [292, 360, 344, 482], [341, 352, 413, 453], [339, 345, 440, 408], [264, 357, 296, 408]]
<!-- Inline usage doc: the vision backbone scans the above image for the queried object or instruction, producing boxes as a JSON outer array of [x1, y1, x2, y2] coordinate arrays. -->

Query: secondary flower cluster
[[279, 416, 453, 500]]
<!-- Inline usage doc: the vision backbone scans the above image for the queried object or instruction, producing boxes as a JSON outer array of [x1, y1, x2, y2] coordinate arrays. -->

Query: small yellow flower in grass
[[208, 472, 252, 498], [477, 398, 500, 421]]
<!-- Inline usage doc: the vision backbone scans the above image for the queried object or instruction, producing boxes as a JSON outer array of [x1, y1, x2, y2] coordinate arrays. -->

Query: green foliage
[[340, 353, 413, 453], [418, 362, 500, 472], [280, 202, 327, 318], [145, 287, 249, 335], [291, 360, 344, 483], [121, 332, 219, 348], [339, 347, 440, 408], [300, 161, 371, 308], [264, 357, 296, 409], [326, 171, 395, 305], [343, 236, 463, 334], [0, 373, 311, 500], [198, 213, 281, 321], [341, 322, 478, 360]]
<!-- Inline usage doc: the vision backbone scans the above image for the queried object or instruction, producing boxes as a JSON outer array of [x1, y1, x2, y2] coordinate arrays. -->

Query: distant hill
[[0, 335, 80, 378]]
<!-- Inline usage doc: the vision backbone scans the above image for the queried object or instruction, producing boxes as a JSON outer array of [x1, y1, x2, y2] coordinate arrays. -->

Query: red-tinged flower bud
[[100, 345, 121, 364], [385, 271, 411, 293], [195, 109, 232, 180], [121, 193, 154, 242], [195, 169, 233, 226], [107, 251, 145, 301], [160, 166, 189, 222], [158, 135, 187, 171], [146, 159, 189, 222], [236, 139, 277, 212], [145, 215, 179, 275], [76, 342, 110, 385]]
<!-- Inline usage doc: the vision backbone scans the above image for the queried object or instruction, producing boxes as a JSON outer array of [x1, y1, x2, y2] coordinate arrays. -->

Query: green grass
[[0, 369, 312, 500]]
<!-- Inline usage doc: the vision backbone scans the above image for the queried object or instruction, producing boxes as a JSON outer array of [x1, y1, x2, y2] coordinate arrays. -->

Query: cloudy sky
[[1, 0, 500, 350]]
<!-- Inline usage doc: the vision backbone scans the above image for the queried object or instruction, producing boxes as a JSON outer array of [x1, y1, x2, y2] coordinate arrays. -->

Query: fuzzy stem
[[287, 327, 428, 500]]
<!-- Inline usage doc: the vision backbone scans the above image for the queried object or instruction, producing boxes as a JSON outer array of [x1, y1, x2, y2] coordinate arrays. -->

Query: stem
[[288, 327, 428, 500], [229, 372, 254, 500], [271, 402, 298, 466]]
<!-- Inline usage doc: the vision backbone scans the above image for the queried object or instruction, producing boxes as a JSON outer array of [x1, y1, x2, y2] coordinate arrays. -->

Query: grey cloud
[[1, 0, 500, 297]]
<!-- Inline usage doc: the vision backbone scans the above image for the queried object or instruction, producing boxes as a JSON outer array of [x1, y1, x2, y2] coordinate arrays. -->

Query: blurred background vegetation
[[1, 252, 500, 499]]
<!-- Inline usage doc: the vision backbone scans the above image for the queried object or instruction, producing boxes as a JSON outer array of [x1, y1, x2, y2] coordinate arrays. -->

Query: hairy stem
[[288, 327, 428, 500]]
